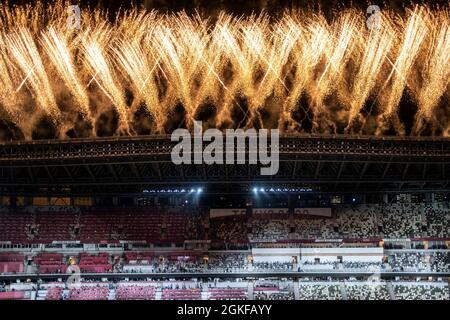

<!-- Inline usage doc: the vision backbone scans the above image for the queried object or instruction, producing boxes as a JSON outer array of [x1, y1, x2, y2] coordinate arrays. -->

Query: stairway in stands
[[339, 282, 348, 300], [386, 282, 396, 300], [247, 282, 254, 300], [293, 282, 300, 300], [36, 289, 47, 300], [155, 289, 162, 300], [108, 287, 115, 300]]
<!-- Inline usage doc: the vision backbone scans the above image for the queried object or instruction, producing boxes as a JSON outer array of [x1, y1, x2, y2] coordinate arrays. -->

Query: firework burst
[[0, 1, 448, 139]]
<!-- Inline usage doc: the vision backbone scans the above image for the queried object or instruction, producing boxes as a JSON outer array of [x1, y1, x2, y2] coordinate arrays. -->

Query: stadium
[[0, 0, 449, 303]]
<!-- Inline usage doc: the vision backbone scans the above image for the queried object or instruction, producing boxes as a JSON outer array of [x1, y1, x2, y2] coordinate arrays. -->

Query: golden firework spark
[[0, 1, 447, 137]]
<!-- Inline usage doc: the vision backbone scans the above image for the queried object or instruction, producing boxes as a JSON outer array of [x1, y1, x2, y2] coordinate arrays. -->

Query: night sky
[[6, 1, 448, 16]]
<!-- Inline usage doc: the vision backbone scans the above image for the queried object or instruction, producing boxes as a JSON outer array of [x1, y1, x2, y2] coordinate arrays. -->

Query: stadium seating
[[0, 212, 33, 243], [251, 220, 290, 242], [387, 251, 450, 272], [423, 203, 450, 238], [0, 202, 448, 301], [45, 287, 63, 300], [68, 284, 109, 300], [208, 253, 247, 271], [209, 216, 247, 242], [393, 283, 449, 300], [208, 288, 247, 300], [1, 278, 449, 300], [34, 211, 77, 242], [0, 252, 24, 273], [430, 251, 450, 272], [377, 204, 422, 238], [78, 252, 112, 273], [34, 253, 66, 274], [298, 283, 343, 300], [115, 283, 157, 300], [254, 291, 295, 300], [0, 208, 189, 244], [0, 291, 26, 300], [1, 203, 449, 244], [161, 288, 202, 300], [253, 261, 293, 271], [345, 282, 391, 300]]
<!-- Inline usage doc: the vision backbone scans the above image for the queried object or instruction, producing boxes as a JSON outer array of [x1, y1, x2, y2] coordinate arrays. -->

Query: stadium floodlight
[[190, 189, 195, 193], [197, 188, 203, 193], [259, 188, 264, 192], [252, 187, 258, 193]]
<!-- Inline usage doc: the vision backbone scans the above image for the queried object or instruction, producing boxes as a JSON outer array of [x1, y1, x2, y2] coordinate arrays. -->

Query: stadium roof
[[0, 134, 449, 196]]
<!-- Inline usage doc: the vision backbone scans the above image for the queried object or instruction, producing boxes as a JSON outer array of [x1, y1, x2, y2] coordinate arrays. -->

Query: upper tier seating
[[254, 283, 294, 300], [0, 203, 448, 244], [0, 212, 33, 243], [209, 216, 248, 242], [423, 203, 450, 238], [0, 208, 188, 244], [34, 212, 76, 242]]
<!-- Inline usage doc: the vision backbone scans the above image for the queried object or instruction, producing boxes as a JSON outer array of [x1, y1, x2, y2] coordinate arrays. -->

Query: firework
[[0, 1, 448, 138]]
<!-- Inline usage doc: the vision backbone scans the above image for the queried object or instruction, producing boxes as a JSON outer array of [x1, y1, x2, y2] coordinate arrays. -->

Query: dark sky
[[7, 0, 448, 15]]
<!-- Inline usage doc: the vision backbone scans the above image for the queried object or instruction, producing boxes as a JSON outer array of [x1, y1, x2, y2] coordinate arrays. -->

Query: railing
[[0, 134, 448, 162]]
